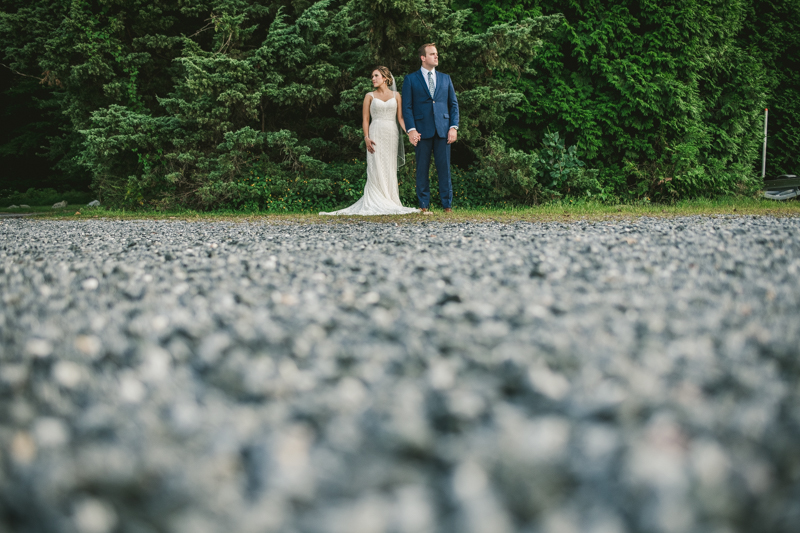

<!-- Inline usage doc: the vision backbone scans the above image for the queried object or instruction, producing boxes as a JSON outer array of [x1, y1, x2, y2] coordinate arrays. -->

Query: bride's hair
[[373, 66, 393, 87]]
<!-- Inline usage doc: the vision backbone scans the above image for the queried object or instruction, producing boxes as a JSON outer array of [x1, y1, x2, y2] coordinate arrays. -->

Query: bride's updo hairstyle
[[373, 66, 393, 87]]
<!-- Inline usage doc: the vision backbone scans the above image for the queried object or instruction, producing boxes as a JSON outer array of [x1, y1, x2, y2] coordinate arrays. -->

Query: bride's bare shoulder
[[362, 92, 374, 109]]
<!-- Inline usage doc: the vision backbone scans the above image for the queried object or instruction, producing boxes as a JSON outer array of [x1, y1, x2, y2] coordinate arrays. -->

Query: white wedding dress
[[320, 93, 420, 216]]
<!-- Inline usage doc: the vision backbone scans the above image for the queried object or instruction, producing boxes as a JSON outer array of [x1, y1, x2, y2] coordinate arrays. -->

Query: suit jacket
[[402, 69, 459, 139]]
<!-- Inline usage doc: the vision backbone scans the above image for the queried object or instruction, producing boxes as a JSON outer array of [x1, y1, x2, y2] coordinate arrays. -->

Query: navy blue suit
[[402, 69, 459, 208]]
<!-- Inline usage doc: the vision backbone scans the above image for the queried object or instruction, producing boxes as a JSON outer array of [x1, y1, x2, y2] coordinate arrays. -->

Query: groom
[[402, 43, 459, 213]]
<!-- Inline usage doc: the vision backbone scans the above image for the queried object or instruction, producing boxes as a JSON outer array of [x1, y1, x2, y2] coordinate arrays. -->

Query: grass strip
[[2, 197, 799, 224]]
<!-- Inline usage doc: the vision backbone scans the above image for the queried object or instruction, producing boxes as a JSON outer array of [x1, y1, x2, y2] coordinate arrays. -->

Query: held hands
[[405, 130, 456, 146], [365, 137, 377, 153]]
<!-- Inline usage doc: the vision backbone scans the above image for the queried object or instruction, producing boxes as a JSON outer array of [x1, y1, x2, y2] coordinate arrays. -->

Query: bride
[[320, 67, 420, 216]]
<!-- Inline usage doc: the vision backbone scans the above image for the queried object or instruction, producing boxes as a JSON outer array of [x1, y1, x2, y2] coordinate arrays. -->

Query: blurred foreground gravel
[[1, 216, 799, 533]]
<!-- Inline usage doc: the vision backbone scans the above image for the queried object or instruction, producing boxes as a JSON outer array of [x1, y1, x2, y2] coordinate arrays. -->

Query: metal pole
[[762, 108, 768, 178]]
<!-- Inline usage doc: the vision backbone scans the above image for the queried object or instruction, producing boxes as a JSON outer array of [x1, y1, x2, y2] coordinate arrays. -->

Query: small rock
[[25, 338, 53, 358], [139, 346, 172, 382], [52, 200, 67, 208], [53, 361, 83, 388], [20, 204, 30, 208], [10, 431, 36, 464], [362, 291, 380, 305], [87, 200, 101, 207], [72, 498, 118, 533], [0, 365, 28, 389], [82, 278, 100, 291], [33, 417, 71, 448], [75, 335, 102, 358], [119, 374, 146, 404]]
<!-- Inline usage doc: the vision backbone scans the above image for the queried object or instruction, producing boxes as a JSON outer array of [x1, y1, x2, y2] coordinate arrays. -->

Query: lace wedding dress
[[320, 94, 420, 216]]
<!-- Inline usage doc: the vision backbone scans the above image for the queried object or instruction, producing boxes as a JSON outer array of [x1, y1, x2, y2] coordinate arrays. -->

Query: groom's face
[[421, 46, 438, 69]]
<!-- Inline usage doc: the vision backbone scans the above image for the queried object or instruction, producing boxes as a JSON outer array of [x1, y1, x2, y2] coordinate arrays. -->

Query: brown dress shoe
[[420, 208, 433, 215], [443, 208, 453, 213]]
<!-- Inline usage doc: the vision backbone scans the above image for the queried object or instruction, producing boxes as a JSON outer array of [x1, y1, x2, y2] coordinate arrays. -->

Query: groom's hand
[[447, 128, 458, 144], [408, 131, 420, 146]]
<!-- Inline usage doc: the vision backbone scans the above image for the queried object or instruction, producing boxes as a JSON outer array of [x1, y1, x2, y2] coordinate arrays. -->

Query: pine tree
[[3, 0, 562, 207]]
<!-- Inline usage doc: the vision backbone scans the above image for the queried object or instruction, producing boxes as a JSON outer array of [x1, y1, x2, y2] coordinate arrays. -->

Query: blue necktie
[[428, 71, 435, 98]]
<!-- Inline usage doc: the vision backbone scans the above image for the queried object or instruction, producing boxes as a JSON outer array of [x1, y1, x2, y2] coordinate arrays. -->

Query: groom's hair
[[418, 43, 436, 60]]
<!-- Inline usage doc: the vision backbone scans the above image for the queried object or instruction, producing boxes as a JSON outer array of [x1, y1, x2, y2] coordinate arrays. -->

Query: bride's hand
[[365, 137, 377, 153]]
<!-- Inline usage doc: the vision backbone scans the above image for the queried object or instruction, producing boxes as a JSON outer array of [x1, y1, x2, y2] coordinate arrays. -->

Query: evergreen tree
[[2, 0, 563, 207], [456, 0, 772, 199], [2, 0, 796, 206], [739, 0, 800, 177]]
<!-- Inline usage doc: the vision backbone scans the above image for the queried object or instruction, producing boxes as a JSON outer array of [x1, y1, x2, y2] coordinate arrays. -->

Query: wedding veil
[[386, 73, 406, 168]]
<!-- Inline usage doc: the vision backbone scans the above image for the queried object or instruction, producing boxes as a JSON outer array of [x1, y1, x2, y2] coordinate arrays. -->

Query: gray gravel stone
[[1, 216, 799, 533]]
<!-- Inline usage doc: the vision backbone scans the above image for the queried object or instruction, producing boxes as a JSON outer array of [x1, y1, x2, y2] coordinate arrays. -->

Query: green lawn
[[2, 197, 799, 223]]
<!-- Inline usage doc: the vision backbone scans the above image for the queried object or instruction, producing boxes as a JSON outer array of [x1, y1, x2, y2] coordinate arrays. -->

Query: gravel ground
[[1, 216, 799, 533]]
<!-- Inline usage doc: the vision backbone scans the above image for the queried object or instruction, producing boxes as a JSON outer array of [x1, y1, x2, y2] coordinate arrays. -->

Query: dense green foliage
[[739, 0, 800, 177], [0, 69, 73, 193], [0, 0, 566, 209], [1, 0, 798, 209], [455, 0, 791, 200]]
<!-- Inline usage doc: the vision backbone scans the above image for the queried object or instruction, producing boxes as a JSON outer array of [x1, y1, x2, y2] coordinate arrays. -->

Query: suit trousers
[[415, 134, 452, 209]]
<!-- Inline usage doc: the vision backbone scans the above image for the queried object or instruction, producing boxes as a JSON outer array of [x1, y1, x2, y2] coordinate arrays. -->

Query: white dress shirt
[[408, 66, 457, 133]]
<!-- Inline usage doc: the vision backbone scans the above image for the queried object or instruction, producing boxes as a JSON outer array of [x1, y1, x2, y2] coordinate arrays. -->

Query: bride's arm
[[396, 93, 407, 133], [363, 94, 376, 153]]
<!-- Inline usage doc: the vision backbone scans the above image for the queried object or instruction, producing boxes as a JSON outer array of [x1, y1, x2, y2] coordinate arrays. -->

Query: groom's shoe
[[444, 208, 453, 213], [420, 208, 433, 215]]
